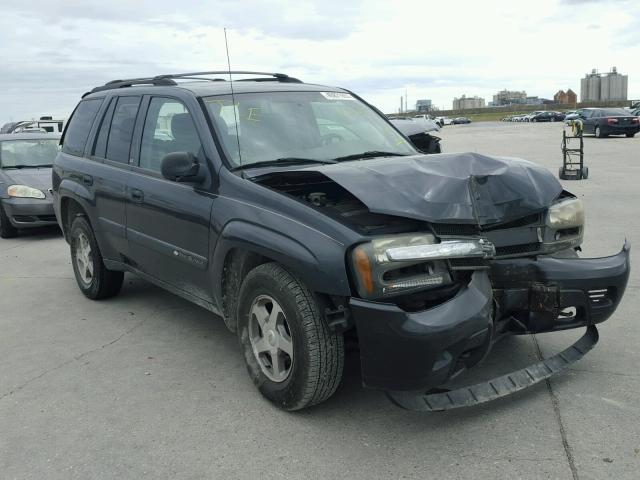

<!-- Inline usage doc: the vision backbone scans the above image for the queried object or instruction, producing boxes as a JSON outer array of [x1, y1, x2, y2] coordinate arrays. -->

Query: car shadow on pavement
[[118, 275, 578, 426]]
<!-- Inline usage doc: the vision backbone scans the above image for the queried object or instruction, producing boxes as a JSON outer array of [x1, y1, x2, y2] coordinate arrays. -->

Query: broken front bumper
[[351, 242, 630, 399]]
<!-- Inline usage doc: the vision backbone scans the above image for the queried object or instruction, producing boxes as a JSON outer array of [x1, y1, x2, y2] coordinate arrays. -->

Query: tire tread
[[243, 262, 344, 410]]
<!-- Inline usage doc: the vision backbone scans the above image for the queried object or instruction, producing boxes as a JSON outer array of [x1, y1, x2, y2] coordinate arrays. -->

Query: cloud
[[0, 0, 639, 122]]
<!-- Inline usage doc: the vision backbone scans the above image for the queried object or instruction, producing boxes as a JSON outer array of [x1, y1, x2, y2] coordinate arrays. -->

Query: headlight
[[7, 185, 46, 199], [542, 197, 585, 252], [546, 197, 584, 229], [349, 233, 494, 300]]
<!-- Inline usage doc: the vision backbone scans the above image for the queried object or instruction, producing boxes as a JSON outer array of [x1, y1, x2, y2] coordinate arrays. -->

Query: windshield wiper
[[232, 157, 337, 171], [332, 151, 409, 162]]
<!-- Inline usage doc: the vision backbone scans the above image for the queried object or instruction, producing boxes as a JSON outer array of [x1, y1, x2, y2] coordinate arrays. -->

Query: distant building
[[415, 99, 433, 113], [452, 95, 485, 110], [554, 89, 577, 105], [492, 89, 527, 106], [580, 67, 628, 102]]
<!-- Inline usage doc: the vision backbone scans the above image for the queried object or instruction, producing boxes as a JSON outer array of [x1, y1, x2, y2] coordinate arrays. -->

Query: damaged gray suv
[[52, 72, 630, 411]]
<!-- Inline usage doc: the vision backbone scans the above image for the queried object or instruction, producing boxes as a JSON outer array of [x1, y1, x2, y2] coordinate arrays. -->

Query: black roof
[[82, 71, 344, 99]]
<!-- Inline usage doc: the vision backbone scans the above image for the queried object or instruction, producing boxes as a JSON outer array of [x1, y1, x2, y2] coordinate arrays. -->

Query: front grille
[[483, 213, 543, 231], [495, 242, 541, 257], [431, 223, 478, 236], [432, 213, 542, 237]]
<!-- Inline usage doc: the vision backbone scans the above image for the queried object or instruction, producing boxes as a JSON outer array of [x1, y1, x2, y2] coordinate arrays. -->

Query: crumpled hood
[[2, 168, 52, 191], [304, 152, 562, 226]]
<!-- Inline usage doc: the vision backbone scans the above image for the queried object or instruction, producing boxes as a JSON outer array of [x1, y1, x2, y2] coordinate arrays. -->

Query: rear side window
[[105, 96, 141, 164], [62, 99, 103, 156], [92, 98, 116, 158]]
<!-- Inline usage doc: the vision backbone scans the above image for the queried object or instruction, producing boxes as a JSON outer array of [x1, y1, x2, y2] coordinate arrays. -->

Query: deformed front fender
[[211, 219, 352, 308]]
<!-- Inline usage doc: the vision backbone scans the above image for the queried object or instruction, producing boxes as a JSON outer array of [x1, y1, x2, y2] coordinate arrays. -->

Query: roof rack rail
[[84, 71, 302, 97], [154, 71, 301, 83]]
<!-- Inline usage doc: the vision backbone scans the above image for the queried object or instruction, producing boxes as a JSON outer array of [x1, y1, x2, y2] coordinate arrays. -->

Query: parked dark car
[[389, 117, 442, 153], [573, 108, 640, 137], [52, 72, 629, 412], [531, 111, 565, 122], [0, 133, 61, 238], [451, 117, 471, 124]]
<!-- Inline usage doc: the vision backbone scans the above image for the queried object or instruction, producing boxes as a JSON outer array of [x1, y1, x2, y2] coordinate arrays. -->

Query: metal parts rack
[[560, 125, 588, 180]]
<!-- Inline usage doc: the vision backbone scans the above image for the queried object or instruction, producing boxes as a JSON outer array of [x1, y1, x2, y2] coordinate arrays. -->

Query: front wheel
[[70, 216, 124, 299], [237, 262, 344, 410], [626, 133, 635, 138], [595, 126, 605, 138]]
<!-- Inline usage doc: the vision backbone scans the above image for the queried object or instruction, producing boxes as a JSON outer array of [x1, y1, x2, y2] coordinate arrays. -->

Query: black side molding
[[387, 325, 599, 412]]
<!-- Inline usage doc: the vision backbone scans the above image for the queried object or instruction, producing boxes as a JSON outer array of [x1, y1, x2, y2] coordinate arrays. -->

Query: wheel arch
[[59, 194, 92, 242], [212, 220, 352, 332]]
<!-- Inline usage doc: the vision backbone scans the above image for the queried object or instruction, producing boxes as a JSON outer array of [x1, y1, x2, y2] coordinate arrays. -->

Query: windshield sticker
[[320, 92, 356, 101]]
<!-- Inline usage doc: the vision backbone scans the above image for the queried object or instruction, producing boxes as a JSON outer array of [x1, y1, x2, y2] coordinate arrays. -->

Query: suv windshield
[[205, 91, 415, 168], [0, 139, 59, 168]]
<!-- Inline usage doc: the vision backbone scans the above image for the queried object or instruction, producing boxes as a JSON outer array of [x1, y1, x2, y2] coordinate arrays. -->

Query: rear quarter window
[[62, 99, 103, 156]]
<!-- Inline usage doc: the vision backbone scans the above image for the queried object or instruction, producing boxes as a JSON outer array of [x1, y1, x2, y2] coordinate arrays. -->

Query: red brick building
[[554, 89, 577, 104]]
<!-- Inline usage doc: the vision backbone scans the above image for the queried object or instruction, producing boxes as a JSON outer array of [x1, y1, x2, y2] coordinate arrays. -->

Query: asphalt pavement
[[1, 122, 638, 479]]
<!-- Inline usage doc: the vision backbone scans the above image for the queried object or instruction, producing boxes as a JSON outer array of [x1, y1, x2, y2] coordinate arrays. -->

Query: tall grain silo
[[580, 77, 588, 102], [588, 71, 600, 102], [581, 69, 601, 102], [601, 67, 628, 101]]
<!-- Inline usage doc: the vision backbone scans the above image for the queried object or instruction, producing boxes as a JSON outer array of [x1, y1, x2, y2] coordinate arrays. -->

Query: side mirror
[[161, 152, 204, 183]]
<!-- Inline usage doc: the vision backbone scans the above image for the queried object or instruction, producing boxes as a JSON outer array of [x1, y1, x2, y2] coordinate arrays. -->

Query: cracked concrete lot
[[1, 122, 639, 479]]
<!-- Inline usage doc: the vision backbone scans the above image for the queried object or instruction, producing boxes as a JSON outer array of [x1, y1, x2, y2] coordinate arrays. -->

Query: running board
[[387, 326, 598, 412]]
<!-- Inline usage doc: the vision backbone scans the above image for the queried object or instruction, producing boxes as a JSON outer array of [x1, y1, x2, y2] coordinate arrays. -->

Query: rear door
[[88, 95, 142, 258], [125, 96, 215, 302], [582, 110, 597, 133]]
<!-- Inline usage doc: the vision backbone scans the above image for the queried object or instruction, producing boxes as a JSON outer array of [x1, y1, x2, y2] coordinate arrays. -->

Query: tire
[[237, 262, 344, 411], [551, 117, 556, 122], [595, 126, 605, 138], [69, 216, 124, 299], [626, 133, 635, 138], [558, 167, 569, 180], [0, 205, 18, 238], [581, 166, 589, 179]]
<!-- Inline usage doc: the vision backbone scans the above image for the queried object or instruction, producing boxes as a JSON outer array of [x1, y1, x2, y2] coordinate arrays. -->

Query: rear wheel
[[237, 262, 344, 410], [626, 133, 635, 138], [0, 205, 18, 239], [70, 216, 124, 299]]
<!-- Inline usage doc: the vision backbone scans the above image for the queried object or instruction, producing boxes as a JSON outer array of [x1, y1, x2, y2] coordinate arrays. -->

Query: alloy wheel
[[74, 232, 94, 285], [248, 294, 294, 382]]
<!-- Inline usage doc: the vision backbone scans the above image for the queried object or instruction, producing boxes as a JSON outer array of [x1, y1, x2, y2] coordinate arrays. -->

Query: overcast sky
[[1, 0, 638, 123]]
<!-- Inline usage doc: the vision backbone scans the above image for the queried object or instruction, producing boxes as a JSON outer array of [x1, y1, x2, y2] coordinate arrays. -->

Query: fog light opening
[[559, 306, 576, 318]]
